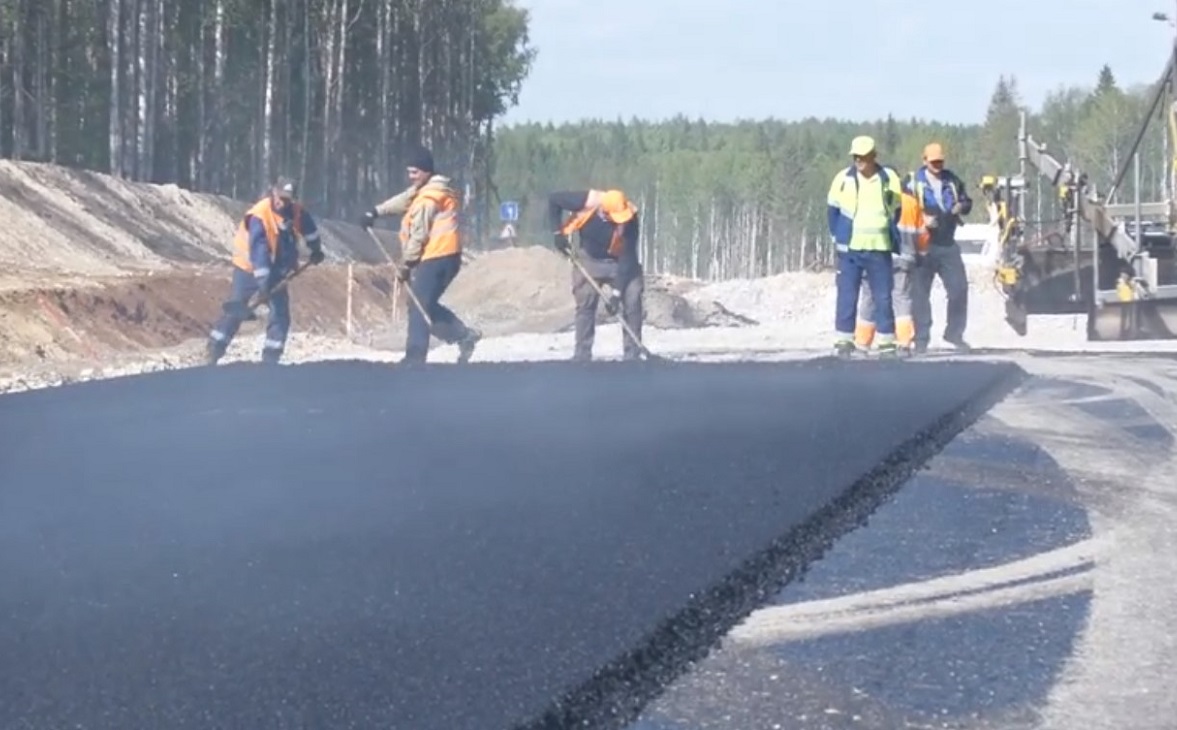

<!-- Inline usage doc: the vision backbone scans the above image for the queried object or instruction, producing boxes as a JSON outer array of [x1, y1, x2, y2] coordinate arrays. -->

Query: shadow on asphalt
[[628, 368, 1166, 729]]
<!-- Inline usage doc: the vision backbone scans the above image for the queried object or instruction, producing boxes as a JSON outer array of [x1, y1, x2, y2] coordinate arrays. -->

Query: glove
[[395, 263, 412, 282], [308, 246, 325, 265], [553, 233, 571, 255], [360, 209, 377, 228], [895, 253, 914, 270], [603, 292, 621, 316]]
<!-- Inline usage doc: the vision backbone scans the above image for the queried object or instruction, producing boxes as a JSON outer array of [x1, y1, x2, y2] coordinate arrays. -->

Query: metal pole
[[346, 262, 354, 339], [1135, 152, 1143, 240]]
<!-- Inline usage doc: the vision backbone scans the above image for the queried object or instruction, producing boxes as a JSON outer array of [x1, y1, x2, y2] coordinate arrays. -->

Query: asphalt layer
[[0, 359, 1020, 730], [631, 413, 1097, 729]]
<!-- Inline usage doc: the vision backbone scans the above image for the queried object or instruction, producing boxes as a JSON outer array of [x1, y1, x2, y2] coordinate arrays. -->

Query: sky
[[500, 0, 1175, 127]]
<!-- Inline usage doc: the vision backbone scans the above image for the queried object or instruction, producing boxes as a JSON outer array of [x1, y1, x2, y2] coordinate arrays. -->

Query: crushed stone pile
[[418, 245, 760, 336], [680, 264, 1092, 350]]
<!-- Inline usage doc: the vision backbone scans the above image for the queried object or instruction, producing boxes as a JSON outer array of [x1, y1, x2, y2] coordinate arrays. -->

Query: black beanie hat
[[407, 146, 434, 173]]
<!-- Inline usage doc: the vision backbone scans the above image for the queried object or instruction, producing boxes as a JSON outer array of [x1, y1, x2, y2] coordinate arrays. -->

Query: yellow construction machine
[[988, 53, 1177, 340]]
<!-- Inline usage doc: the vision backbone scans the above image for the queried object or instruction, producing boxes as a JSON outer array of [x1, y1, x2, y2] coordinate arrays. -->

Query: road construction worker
[[910, 143, 973, 353], [854, 180, 921, 354], [827, 135, 903, 359], [360, 145, 481, 365], [549, 188, 644, 361], [206, 176, 324, 365]]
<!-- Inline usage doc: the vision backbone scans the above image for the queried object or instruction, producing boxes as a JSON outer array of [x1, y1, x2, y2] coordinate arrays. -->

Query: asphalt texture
[[629, 353, 1177, 729], [0, 358, 1020, 730]]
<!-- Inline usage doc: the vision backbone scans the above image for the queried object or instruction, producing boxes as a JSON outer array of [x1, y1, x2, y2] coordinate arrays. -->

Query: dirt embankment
[[0, 160, 754, 381]]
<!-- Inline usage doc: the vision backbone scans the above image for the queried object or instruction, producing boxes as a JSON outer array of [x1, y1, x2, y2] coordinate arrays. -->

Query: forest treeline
[[0, 6, 1167, 282], [0, 0, 534, 216], [493, 66, 1171, 279]]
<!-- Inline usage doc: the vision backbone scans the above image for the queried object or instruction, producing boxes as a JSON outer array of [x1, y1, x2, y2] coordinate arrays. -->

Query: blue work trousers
[[835, 250, 894, 339], [208, 267, 291, 363], [404, 253, 470, 362]]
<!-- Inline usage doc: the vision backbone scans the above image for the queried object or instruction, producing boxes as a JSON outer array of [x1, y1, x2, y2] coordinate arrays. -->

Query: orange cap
[[599, 189, 635, 223], [923, 143, 945, 162]]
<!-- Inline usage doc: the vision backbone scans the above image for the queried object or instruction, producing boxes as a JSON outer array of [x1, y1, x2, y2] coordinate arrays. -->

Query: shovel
[[220, 261, 312, 321], [364, 227, 433, 328], [564, 252, 664, 362]]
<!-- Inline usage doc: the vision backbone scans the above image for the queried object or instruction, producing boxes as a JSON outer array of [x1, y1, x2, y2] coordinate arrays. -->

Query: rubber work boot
[[834, 341, 855, 359], [204, 340, 223, 366], [876, 342, 899, 360], [457, 328, 482, 364]]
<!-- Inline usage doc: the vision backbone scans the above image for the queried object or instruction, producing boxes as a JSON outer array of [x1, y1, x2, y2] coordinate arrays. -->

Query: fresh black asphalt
[[0, 358, 1020, 729]]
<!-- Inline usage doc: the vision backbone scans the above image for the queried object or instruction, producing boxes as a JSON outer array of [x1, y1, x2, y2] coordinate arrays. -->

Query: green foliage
[[0, 0, 535, 220], [492, 69, 1170, 280]]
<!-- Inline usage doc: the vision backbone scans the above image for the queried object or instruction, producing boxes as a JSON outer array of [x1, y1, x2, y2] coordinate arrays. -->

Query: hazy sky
[[501, 0, 1173, 126]]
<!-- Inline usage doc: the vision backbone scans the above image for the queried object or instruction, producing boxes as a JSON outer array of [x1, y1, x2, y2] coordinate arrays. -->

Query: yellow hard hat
[[849, 136, 876, 156]]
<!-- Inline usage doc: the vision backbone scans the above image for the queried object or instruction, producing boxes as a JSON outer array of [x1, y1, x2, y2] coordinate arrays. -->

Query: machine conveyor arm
[[1018, 127, 1142, 262]]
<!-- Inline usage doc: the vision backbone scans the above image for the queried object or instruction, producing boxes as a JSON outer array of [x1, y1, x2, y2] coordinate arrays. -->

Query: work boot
[[876, 342, 899, 360], [204, 340, 223, 366], [456, 328, 482, 365], [833, 341, 855, 359], [944, 336, 972, 353], [261, 348, 282, 365], [913, 342, 929, 355]]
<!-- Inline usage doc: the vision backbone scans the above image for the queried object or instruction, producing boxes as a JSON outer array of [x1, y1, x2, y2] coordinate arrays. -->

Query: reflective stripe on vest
[[400, 187, 461, 260], [231, 199, 304, 273], [836, 166, 897, 252]]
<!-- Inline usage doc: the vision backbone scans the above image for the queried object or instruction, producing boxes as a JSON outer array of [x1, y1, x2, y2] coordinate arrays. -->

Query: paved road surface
[[629, 352, 1177, 730], [0, 359, 1017, 730]]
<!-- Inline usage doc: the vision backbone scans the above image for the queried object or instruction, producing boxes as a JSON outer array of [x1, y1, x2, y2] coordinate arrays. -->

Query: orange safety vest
[[899, 176, 931, 253], [559, 199, 637, 257], [400, 186, 461, 261], [897, 188, 927, 252], [231, 198, 306, 273]]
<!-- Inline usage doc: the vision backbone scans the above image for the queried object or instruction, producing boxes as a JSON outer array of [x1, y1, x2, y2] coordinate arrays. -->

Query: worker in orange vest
[[361, 146, 481, 364], [206, 176, 325, 365], [549, 188, 645, 361], [854, 177, 922, 354]]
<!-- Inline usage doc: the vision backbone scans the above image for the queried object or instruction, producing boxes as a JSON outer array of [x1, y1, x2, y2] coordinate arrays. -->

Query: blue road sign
[[499, 201, 519, 222]]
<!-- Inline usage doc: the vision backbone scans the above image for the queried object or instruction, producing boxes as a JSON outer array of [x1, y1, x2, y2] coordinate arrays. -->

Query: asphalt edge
[[516, 361, 1031, 730]]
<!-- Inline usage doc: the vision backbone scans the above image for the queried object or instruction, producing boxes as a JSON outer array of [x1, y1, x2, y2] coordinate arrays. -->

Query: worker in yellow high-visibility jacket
[[826, 135, 903, 358]]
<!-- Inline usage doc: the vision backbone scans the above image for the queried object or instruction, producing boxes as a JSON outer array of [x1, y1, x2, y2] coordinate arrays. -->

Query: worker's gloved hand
[[308, 247, 325, 265], [552, 233, 571, 255], [895, 253, 914, 270], [603, 293, 621, 316], [395, 263, 413, 282], [360, 209, 377, 229]]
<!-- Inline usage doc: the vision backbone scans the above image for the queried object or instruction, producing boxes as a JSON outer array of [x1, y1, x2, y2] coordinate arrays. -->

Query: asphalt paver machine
[[993, 48, 1177, 340]]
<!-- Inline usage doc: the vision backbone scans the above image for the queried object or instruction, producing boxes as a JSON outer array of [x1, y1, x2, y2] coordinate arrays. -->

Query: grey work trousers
[[572, 255, 645, 361], [912, 243, 969, 346], [856, 260, 914, 347]]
